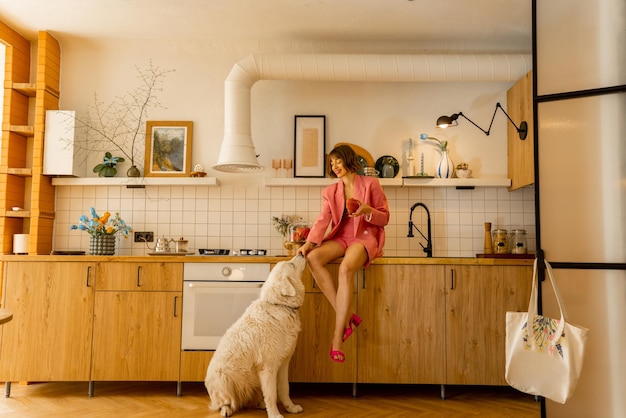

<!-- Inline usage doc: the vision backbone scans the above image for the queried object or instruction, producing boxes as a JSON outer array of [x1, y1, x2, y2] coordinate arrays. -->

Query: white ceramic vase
[[436, 150, 454, 178]]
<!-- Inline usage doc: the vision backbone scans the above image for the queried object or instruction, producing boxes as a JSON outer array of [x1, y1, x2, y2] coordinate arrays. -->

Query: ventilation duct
[[213, 53, 532, 173]]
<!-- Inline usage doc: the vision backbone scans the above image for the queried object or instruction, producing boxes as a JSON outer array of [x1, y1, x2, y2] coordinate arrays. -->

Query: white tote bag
[[505, 259, 589, 404]]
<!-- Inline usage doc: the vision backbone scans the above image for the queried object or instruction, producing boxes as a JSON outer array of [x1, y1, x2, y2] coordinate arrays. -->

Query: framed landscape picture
[[144, 121, 193, 177]]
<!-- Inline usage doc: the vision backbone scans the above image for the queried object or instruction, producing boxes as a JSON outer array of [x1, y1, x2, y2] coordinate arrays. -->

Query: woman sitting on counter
[[297, 144, 390, 363]]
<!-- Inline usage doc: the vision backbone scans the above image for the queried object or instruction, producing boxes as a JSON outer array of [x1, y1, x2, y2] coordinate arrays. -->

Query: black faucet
[[408, 202, 432, 258]]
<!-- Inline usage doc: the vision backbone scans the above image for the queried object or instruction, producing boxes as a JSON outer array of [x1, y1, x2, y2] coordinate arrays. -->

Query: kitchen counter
[[0, 254, 534, 266]]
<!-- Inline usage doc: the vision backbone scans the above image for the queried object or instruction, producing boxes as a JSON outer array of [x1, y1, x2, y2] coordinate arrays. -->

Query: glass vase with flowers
[[419, 133, 454, 178], [271, 214, 302, 257]]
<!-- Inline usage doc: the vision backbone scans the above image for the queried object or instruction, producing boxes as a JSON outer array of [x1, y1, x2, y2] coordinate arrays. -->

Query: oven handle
[[185, 281, 264, 288]]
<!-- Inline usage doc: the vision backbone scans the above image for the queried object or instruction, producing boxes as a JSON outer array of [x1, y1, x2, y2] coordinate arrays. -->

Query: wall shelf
[[9, 125, 34, 137], [51, 177, 219, 187], [12, 83, 36, 97], [264, 177, 510, 187], [402, 177, 511, 187]]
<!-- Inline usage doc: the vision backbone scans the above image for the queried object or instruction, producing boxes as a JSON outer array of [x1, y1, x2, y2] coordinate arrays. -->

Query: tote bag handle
[[527, 258, 568, 349]]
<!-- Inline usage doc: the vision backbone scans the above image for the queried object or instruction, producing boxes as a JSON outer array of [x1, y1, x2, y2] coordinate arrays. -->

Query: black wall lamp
[[436, 102, 528, 140]]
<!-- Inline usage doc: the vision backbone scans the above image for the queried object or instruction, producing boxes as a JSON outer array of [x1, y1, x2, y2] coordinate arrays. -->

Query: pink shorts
[[329, 216, 379, 267]]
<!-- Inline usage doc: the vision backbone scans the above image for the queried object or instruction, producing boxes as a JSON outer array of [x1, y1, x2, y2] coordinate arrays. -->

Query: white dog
[[205, 255, 307, 418]]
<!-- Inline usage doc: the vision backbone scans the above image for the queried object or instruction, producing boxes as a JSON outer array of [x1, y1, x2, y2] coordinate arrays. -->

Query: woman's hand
[[297, 241, 315, 256], [350, 200, 372, 219]]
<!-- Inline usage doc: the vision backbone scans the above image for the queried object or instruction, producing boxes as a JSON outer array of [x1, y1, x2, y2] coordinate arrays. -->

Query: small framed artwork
[[294, 115, 326, 177], [145, 121, 193, 177]]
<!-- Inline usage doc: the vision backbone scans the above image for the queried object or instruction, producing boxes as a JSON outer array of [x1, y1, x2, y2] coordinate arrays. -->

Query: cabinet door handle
[[136, 266, 142, 287], [86, 265, 92, 287], [173, 296, 179, 317], [450, 269, 455, 290]]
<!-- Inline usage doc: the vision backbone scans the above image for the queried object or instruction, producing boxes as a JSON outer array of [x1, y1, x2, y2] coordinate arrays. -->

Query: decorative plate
[[375, 155, 400, 178]]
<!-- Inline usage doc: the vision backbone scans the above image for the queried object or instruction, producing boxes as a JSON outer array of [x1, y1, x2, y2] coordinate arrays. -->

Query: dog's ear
[[280, 265, 297, 297], [281, 281, 297, 297]]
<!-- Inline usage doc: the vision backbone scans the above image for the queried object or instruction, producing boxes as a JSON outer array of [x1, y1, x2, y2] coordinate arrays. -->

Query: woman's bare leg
[[305, 240, 345, 311], [332, 244, 368, 353]]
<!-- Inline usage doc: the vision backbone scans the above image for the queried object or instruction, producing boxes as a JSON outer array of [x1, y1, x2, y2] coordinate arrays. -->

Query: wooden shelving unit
[[0, 28, 60, 254]]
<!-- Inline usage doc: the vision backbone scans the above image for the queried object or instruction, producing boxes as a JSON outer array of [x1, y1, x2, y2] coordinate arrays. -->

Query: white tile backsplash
[[54, 184, 536, 258]]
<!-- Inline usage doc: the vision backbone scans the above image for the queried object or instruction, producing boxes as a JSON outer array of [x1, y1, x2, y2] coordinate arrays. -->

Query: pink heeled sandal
[[342, 313, 363, 342], [330, 347, 345, 363]]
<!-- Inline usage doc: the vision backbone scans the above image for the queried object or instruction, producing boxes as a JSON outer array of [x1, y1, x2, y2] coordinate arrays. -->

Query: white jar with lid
[[510, 229, 528, 254]]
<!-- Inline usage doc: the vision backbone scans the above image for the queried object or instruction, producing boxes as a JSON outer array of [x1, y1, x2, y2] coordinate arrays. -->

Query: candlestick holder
[[416, 152, 432, 177]]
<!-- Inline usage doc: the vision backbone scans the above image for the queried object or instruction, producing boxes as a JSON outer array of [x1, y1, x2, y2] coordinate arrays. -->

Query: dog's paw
[[220, 405, 233, 417], [286, 403, 303, 414]]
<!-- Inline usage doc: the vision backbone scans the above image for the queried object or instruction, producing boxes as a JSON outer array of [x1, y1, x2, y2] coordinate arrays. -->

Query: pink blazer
[[307, 174, 390, 260]]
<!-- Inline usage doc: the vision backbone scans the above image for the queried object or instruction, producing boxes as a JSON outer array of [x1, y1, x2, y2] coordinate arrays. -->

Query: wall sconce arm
[[436, 102, 528, 140]]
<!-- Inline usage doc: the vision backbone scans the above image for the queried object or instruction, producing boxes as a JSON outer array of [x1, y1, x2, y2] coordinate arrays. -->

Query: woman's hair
[[327, 144, 361, 178]]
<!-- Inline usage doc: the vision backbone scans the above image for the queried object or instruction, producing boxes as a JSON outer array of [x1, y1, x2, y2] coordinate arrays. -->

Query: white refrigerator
[[535, 1, 626, 417]]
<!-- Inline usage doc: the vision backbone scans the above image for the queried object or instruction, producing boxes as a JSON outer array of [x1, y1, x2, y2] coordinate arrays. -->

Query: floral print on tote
[[522, 316, 565, 359]]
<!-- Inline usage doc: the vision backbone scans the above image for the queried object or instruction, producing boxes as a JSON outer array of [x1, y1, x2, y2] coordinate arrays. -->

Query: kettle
[[153, 235, 173, 253]]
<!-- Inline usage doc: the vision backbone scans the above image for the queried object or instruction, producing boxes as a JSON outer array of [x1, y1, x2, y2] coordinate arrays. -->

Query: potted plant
[[93, 152, 125, 177], [71, 207, 133, 255]]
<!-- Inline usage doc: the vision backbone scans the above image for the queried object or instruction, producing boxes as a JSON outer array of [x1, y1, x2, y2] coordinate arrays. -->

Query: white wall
[[50, 37, 535, 257], [56, 38, 517, 183]]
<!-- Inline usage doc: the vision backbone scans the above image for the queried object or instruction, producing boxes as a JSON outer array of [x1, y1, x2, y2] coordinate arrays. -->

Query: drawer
[[96, 262, 183, 291]]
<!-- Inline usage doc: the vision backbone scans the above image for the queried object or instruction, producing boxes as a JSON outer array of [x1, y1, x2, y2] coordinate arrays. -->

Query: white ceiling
[[0, 0, 531, 51]]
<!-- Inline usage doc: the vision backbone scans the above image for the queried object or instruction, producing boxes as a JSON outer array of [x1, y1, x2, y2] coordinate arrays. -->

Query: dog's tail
[[205, 371, 262, 413], [206, 372, 248, 413]]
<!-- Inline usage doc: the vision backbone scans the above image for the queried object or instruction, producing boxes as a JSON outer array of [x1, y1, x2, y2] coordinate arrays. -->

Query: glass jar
[[492, 229, 509, 254], [174, 237, 188, 253], [510, 229, 528, 254], [288, 221, 312, 244]]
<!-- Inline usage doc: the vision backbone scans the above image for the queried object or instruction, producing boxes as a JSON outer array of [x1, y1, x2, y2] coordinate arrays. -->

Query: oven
[[182, 262, 270, 350]]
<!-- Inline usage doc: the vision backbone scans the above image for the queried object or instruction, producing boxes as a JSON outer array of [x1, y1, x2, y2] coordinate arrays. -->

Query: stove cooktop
[[197, 249, 268, 256]]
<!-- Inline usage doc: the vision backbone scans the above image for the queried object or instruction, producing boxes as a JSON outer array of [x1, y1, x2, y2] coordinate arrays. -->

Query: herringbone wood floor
[[0, 381, 539, 417]]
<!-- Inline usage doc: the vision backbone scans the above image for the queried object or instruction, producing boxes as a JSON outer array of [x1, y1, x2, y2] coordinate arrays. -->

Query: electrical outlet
[[134, 231, 154, 243]]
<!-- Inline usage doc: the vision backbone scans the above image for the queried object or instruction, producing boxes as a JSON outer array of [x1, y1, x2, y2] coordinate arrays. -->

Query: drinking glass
[[282, 159, 293, 177], [272, 159, 282, 177]]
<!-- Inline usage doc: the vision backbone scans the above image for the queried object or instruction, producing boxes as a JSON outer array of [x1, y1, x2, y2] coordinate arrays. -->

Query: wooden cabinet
[[179, 351, 214, 382], [357, 264, 446, 384], [289, 264, 357, 383], [0, 259, 531, 387], [445, 265, 532, 385], [90, 262, 183, 381], [507, 70, 534, 191], [353, 263, 531, 386], [0, 29, 61, 254], [0, 261, 95, 381]]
